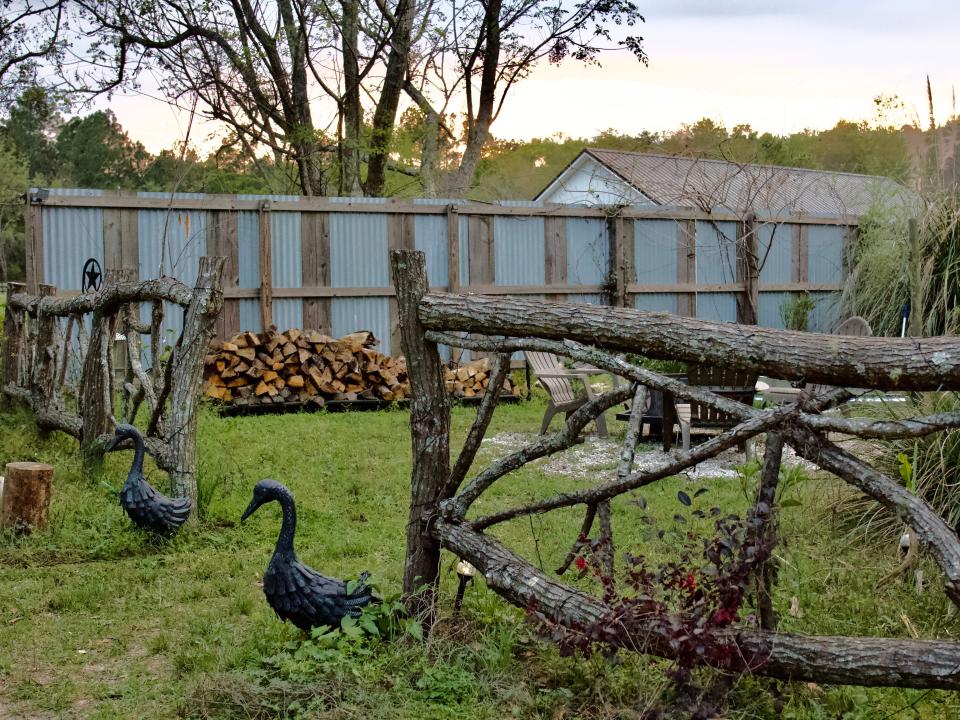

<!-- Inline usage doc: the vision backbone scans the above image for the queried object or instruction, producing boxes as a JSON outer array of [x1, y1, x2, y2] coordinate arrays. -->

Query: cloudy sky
[[104, 0, 960, 152]]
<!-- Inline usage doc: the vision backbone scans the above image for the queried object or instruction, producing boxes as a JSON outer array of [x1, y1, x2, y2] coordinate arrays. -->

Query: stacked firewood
[[203, 328, 407, 406], [443, 356, 515, 398]]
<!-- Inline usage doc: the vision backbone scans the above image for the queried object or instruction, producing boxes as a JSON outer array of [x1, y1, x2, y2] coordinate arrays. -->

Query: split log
[[1, 462, 53, 533]]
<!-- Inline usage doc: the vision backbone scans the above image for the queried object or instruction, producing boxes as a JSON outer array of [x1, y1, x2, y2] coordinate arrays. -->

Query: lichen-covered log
[[8, 276, 193, 316], [417, 293, 960, 390]]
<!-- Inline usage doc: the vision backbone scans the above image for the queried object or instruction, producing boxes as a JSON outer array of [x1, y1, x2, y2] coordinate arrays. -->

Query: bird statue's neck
[[125, 431, 146, 485], [274, 492, 298, 559]]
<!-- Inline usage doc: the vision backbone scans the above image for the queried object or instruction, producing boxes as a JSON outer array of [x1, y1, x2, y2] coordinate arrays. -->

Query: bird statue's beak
[[240, 497, 264, 522], [104, 434, 121, 452]]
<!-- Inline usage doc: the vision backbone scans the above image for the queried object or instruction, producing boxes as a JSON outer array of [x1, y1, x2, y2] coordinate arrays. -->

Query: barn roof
[[538, 148, 912, 216]]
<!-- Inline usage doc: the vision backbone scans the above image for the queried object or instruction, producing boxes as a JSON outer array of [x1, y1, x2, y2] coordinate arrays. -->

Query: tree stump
[[0, 462, 54, 533]]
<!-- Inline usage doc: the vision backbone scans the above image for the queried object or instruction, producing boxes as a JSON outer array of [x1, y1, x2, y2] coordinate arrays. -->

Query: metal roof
[[544, 149, 913, 216]]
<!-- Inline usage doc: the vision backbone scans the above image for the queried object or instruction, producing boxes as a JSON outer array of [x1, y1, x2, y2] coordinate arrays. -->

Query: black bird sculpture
[[106, 423, 192, 534], [241, 479, 375, 631]]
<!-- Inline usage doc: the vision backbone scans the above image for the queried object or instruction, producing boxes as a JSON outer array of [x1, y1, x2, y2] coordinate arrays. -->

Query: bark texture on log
[[1, 462, 53, 533], [390, 249, 450, 619], [433, 517, 960, 690], [418, 293, 960, 390], [8, 276, 192, 315], [167, 256, 225, 505]]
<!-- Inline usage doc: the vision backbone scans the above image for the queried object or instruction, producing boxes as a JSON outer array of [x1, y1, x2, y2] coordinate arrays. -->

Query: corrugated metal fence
[[25, 189, 854, 356]]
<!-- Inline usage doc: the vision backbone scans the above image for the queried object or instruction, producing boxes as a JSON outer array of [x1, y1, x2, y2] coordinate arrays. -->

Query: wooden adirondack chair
[[525, 351, 610, 437], [660, 364, 758, 452]]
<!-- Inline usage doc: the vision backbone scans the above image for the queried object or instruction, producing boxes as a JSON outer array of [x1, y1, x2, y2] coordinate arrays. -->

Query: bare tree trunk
[[451, 0, 501, 195], [390, 249, 450, 620], [340, 0, 362, 196], [365, 0, 415, 196]]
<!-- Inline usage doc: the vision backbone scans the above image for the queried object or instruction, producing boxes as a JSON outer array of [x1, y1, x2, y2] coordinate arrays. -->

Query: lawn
[[1, 396, 959, 719]]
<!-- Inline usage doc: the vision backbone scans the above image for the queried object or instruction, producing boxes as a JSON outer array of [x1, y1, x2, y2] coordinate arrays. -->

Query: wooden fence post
[[2, 282, 25, 389], [446, 205, 460, 294], [258, 200, 273, 331], [31, 284, 59, 420], [166, 256, 225, 508], [78, 271, 121, 466], [738, 215, 759, 325], [390, 249, 450, 622]]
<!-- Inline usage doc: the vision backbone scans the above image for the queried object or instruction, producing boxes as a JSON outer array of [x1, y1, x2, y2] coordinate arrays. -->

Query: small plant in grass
[[779, 292, 817, 331], [263, 591, 423, 682]]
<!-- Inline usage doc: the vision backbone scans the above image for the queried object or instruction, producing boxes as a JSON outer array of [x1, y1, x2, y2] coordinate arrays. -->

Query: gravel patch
[[480, 432, 813, 482]]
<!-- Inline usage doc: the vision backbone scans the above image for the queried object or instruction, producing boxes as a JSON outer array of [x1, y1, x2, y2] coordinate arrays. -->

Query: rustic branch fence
[[392, 248, 960, 691], [1, 256, 225, 507]]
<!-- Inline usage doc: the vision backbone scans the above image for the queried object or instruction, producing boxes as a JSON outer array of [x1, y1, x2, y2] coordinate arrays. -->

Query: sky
[[100, 0, 960, 154]]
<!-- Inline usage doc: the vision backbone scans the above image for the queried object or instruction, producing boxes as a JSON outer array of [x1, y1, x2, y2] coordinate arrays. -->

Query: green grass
[[1, 398, 959, 718]]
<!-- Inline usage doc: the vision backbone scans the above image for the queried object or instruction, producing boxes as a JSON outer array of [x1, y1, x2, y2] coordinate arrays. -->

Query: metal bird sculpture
[[241, 479, 375, 631], [106, 423, 192, 534]]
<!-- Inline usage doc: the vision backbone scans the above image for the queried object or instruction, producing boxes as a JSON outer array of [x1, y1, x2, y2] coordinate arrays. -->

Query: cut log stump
[[0, 462, 54, 533]]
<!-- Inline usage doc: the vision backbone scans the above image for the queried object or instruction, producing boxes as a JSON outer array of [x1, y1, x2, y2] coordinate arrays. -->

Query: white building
[[535, 148, 910, 217]]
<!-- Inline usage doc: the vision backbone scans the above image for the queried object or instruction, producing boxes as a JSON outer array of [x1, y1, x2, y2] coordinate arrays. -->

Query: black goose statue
[[106, 423, 192, 534], [241, 479, 375, 631]]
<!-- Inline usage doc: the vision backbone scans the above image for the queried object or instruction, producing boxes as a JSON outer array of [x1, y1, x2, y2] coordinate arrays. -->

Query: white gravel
[[480, 431, 813, 482]]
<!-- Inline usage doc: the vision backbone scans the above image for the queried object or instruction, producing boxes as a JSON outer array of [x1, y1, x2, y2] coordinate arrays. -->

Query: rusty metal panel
[[807, 225, 844, 283], [494, 216, 544, 285], [330, 213, 390, 287], [757, 222, 793, 284], [413, 215, 449, 287], [566, 218, 607, 286], [697, 293, 737, 323], [695, 221, 738, 284], [634, 293, 677, 314], [634, 220, 679, 284], [42, 206, 103, 291], [332, 298, 392, 354]]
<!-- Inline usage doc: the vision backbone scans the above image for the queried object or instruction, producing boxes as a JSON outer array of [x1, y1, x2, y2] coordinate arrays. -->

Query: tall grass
[[841, 187, 960, 336]]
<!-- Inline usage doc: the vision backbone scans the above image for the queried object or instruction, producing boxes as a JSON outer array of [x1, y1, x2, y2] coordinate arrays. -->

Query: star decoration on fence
[[81, 258, 102, 293]]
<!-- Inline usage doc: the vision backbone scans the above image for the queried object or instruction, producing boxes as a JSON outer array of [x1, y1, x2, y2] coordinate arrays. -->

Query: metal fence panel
[[635, 220, 679, 284], [695, 221, 738, 284], [757, 222, 793, 284], [566, 218, 608, 285], [271, 212, 302, 290], [808, 225, 845, 283], [635, 293, 678, 314], [494, 216, 545, 285], [332, 298, 392, 355], [330, 213, 389, 287], [758, 292, 791, 329], [413, 215, 449, 287], [43, 207, 103, 291], [697, 292, 738, 323]]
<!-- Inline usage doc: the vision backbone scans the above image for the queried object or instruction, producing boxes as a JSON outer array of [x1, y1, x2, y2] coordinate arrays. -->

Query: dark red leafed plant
[[531, 489, 779, 683]]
